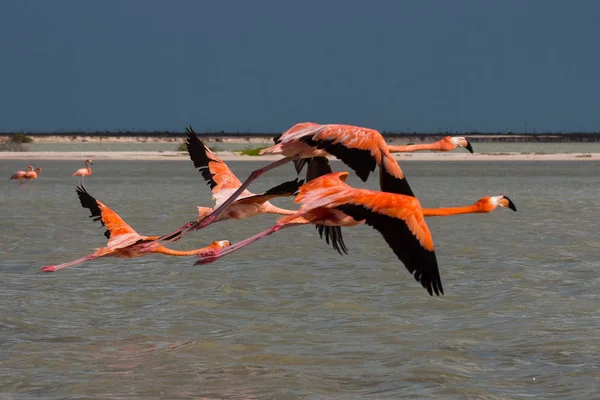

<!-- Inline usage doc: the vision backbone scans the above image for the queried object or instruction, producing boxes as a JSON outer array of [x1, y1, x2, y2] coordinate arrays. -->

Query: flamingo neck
[[152, 246, 207, 256], [262, 203, 297, 215], [389, 142, 444, 153], [421, 203, 486, 217]]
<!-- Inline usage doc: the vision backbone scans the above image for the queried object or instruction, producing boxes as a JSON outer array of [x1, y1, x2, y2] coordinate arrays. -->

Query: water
[[1, 160, 599, 399]]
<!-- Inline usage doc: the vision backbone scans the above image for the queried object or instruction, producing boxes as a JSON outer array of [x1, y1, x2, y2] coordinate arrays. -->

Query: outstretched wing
[[236, 178, 305, 204], [304, 157, 348, 255], [332, 191, 442, 296], [185, 126, 244, 192], [76, 186, 141, 247]]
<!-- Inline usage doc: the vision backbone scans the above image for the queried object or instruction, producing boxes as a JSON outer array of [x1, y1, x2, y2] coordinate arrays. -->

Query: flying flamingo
[[9, 165, 33, 185], [388, 136, 473, 153], [174, 122, 418, 237], [40, 186, 231, 272], [195, 171, 517, 296], [24, 167, 42, 183], [150, 128, 346, 253], [72, 159, 93, 185]]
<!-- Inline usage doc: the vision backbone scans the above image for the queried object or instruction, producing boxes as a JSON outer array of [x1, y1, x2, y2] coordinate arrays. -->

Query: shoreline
[[1, 151, 598, 161]]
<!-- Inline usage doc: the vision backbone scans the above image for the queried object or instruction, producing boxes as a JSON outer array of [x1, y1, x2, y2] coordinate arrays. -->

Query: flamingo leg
[[194, 223, 295, 265], [41, 254, 99, 272], [153, 156, 295, 247]]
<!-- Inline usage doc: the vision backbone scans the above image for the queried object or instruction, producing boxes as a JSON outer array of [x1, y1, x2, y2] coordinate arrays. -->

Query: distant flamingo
[[178, 122, 417, 236], [9, 165, 33, 185], [388, 136, 473, 153], [195, 171, 517, 296], [40, 186, 230, 272], [72, 159, 93, 185], [24, 167, 42, 183]]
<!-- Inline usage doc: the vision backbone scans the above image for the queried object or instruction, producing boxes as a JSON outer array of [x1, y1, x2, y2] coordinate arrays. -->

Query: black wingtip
[[185, 126, 218, 190], [263, 178, 305, 197], [465, 139, 474, 154], [315, 225, 348, 255], [273, 133, 282, 143], [293, 158, 308, 175], [75, 185, 109, 238]]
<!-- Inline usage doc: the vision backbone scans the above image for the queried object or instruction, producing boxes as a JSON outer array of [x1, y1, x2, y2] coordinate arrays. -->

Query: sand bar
[[1, 151, 599, 161]]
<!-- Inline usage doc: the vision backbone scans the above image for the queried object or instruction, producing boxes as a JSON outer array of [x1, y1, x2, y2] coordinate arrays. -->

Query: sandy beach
[[1, 151, 598, 161]]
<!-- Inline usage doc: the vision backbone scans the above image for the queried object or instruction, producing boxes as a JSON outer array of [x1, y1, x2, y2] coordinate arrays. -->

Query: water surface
[[1, 160, 599, 399]]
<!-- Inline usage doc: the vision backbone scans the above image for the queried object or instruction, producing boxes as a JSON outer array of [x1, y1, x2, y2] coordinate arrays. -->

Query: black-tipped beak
[[464, 140, 474, 154], [504, 196, 517, 212]]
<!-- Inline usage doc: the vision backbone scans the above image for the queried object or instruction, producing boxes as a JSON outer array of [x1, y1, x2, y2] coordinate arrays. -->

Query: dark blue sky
[[1, 0, 599, 132]]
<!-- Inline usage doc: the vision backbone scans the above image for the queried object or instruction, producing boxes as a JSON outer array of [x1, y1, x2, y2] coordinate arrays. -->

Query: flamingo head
[[27, 165, 34, 171], [483, 195, 517, 212], [215, 240, 231, 248], [86, 159, 93, 165], [450, 137, 474, 153], [35, 167, 42, 173]]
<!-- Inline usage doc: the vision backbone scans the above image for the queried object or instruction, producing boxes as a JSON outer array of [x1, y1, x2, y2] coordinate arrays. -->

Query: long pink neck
[[422, 204, 486, 217], [152, 246, 213, 256], [389, 142, 444, 153], [262, 203, 297, 215]]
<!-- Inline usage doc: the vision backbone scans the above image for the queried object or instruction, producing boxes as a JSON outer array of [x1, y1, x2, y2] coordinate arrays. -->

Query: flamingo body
[[73, 159, 93, 185], [40, 186, 230, 272], [196, 171, 517, 296]]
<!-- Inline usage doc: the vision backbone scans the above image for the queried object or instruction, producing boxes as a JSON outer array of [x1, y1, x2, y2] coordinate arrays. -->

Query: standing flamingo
[[72, 159, 93, 185], [388, 136, 473, 153], [195, 171, 517, 296], [24, 167, 42, 183], [178, 122, 418, 236], [9, 165, 34, 185], [40, 186, 230, 272]]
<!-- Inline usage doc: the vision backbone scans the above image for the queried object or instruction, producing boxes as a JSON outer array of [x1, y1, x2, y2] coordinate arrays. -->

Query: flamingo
[[9, 165, 33, 185], [388, 136, 473, 153], [152, 127, 348, 254], [40, 186, 231, 272], [177, 122, 418, 236], [72, 159, 93, 185], [24, 167, 42, 183], [195, 171, 517, 296]]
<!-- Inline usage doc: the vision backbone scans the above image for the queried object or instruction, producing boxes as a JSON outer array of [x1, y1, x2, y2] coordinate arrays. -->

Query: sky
[[1, 0, 599, 133]]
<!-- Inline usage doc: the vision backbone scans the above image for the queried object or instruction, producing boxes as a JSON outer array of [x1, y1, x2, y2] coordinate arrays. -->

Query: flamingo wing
[[330, 190, 442, 296], [185, 126, 243, 191], [289, 124, 379, 182], [304, 157, 348, 255], [235, 178, 305, 204], [76, 186, 141, 247]]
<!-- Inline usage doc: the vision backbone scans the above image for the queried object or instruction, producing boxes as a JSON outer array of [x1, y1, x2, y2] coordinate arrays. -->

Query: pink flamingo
[[195, 171, 517, 296], [165, 122, 417, 240], [24, 167, 42, 183], [9, 165, 33, 185], [40, 186, 230, 272], [151, 128, 347, 254], [388, 136, 473, 153], [72, 159, 93, 185], [148, 128, 304, 240]]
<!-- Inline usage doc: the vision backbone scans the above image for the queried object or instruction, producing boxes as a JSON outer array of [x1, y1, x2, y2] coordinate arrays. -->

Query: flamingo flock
[[40, 122, 516, 296]]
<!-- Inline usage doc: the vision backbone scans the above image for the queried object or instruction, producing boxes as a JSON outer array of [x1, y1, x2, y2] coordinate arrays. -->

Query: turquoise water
[[1, 160, 599, 398]]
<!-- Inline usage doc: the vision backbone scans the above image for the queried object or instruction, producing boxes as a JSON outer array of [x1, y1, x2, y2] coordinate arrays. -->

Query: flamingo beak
[[461, 139, 474, 154], [499, 196, 517, 211]]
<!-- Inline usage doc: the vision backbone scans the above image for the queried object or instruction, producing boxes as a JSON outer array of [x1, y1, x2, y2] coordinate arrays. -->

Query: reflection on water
[[1, 160, 599, 398]]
